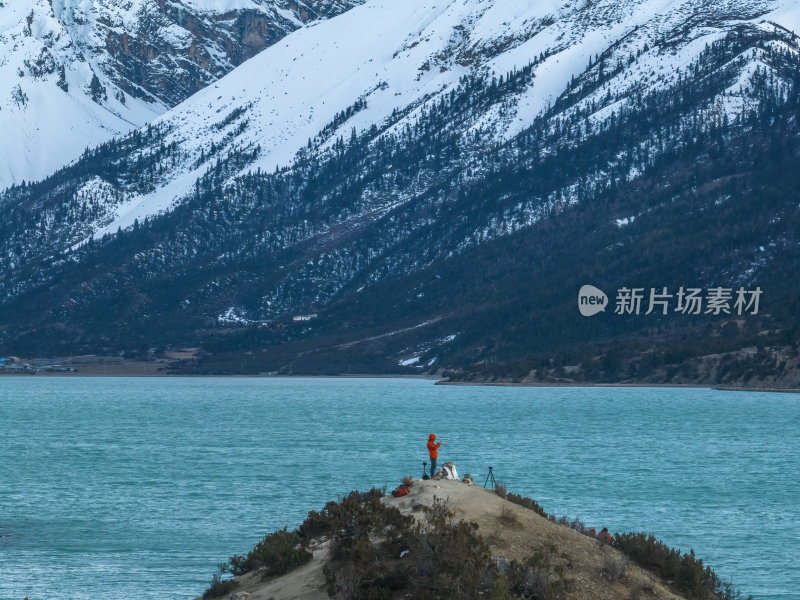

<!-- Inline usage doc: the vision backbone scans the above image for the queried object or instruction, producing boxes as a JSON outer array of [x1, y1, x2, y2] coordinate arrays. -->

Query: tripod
[[422, 461, 430, 480], [484, 466, 497, 489]]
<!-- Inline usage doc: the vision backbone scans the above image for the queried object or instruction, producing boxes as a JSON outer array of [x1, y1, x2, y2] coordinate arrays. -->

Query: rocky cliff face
[[86, 0, 361, 106]]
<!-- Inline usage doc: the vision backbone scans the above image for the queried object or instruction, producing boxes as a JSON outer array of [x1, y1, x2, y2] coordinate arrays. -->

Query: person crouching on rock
[[597, 527, 613, 546], [427, 433, 441, 478]]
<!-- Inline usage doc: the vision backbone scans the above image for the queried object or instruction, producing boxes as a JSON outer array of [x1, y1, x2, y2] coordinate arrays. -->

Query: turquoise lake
[[1, 378, 798, 599]]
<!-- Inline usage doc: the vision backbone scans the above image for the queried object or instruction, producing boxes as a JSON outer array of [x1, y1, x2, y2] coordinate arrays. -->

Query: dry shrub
[[495, 482, 508, 498], [424, 495, 454, 528], [328, 562, 364, 599], [550, 515, 588, 535], [627, 578, 656, 600], [498, 505, 521, 527], [485, 527, 504, 548], [600, 554, 630, 582], [504, 544, 574, 600]]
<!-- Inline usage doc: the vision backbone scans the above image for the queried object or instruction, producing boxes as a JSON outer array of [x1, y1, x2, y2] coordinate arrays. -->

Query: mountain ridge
[[1, 0, 799, 382]]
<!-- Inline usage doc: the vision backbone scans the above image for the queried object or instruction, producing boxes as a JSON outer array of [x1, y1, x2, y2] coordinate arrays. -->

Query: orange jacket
[[597, 530, 613, 546], [427, 434, 441, 459]]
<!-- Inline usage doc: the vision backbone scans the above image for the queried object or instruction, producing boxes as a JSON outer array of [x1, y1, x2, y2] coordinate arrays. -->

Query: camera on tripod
[[484, 466, 497, 489]]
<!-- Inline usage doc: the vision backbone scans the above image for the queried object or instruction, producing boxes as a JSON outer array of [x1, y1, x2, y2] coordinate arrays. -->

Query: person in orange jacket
[[597, 527, 613, 546], [427, 433, 441, 478]]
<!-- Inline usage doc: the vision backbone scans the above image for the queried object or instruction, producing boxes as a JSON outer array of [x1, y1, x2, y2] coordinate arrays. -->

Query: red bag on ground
[[392, 485, 410, 497]]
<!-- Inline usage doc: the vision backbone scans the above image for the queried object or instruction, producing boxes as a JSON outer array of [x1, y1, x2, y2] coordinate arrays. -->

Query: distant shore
[[0, 370, 437, 379], [435, 380, 707, 388], [1, 364, 798, 393], [435, 380, 800, 393]]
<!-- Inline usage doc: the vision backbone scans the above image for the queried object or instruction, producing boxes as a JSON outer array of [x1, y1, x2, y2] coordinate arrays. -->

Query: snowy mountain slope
[[0, 0, 359, 189], [23, 0, 794, 242], [0, 0, 162, 187], [54, 0, 360, 107], [1, 0, 799, 361]]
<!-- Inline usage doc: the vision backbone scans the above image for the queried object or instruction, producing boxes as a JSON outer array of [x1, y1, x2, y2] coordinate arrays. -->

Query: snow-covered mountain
[[0, 0, 359, 188], [0, 0, 159, 187], [12, 0, 799, 238], [1, 0, 800, 370]]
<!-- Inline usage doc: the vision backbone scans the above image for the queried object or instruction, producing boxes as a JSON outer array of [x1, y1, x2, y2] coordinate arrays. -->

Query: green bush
[[614, 532, 750, 600], [505, 492, 548, 518], [227, 527, 312, 577], [489, 575, 512, 600], [202, 572, 239, 599], [299, 489, 396, 541], [304, 490, 496, 599]]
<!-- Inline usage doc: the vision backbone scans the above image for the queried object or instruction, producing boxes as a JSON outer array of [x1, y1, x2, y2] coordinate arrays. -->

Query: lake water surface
[[1, 378, 798, 599]]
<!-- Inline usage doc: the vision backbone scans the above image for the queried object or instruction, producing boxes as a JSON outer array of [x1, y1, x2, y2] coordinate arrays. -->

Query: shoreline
[[1, 369, 798, 392], [0, 368, 440, 380], [435, 380, 800, 393], [436, 380, 800, 394]]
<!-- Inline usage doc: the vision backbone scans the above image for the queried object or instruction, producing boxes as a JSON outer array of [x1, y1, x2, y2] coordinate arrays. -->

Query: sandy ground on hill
[[218, 543, 331, 600], [388, 479, 685, 600], [199, 478, 690, 600]]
